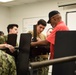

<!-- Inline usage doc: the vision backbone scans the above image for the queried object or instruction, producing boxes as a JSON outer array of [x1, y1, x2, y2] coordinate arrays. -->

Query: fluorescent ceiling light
[[0, 0, 13, 2]]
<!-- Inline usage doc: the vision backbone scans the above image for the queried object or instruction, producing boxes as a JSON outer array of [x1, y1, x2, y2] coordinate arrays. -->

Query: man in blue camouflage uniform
[[0, 44, 16, 75]]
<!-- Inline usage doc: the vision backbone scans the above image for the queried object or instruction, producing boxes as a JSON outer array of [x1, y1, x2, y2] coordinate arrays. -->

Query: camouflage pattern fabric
[[28, 31, 49, 75], [0, 50, 17, 75], [0, 36, 6, 44], [30, 55, 49, 75]]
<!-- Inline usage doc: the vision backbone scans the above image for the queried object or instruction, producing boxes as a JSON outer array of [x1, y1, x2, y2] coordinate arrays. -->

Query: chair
[[17, 33, 31, 75], [52, 31, 76, 75]]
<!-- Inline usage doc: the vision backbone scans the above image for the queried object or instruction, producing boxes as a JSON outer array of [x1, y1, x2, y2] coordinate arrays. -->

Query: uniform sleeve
[[0, 36, 5, 44], [27, 31, 33, 36]]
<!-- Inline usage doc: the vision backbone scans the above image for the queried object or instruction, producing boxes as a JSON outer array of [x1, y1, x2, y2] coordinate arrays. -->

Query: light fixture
[[0, 0, 13, 2]]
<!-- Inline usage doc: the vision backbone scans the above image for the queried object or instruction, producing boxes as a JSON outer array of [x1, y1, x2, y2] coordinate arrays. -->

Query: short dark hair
[[37, 19, 46, 26], [7, 24, 18, 33], [0, 31, 4, 36]]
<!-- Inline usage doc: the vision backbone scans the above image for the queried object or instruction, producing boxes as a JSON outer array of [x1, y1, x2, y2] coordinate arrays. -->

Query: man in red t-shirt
[[31, 10, 69, 59]]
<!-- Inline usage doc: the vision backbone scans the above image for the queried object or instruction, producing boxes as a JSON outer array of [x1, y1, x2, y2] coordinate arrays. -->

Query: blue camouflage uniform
[[0, 50, 17, 75], [0, 36, 17, 75]]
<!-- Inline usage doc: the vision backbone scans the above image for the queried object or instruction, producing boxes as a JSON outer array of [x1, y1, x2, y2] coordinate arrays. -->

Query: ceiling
[[0, 0, 49, 7], [0, 0, 74, 7]]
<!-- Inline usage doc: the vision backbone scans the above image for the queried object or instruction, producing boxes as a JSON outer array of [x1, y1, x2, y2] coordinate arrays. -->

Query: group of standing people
[[0, 10, 69, 75]]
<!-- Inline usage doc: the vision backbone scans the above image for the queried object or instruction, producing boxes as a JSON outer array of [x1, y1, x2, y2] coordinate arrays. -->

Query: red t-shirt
[[46, 21, 69, 59]]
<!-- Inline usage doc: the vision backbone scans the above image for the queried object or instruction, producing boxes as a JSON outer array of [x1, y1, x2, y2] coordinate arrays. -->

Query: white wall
[[0, 6, 10, 34], [9, 0, 76, 34], [9, 0, 64, 34]]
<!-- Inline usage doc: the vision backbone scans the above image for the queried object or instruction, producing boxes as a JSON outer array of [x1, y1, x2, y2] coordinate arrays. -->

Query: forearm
[[0, 44, 15, 53], [31, 40, 49, 46], [0, 44, 7, 49]]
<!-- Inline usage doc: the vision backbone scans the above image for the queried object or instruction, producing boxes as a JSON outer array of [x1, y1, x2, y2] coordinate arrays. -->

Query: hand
[[5, 44, 15, 53], [31, 42, 36, 47], [37, 38, 42, 41]]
